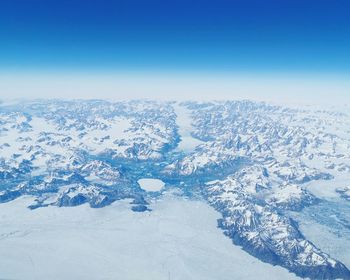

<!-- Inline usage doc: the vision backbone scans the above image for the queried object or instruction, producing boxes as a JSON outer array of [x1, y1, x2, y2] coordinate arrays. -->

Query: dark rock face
[[0, 190, 21, 203], [131, 205, 149, 212]]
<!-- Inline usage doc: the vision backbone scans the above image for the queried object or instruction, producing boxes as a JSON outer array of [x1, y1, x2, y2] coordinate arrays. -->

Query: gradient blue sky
[[0, 0, 349, 102]]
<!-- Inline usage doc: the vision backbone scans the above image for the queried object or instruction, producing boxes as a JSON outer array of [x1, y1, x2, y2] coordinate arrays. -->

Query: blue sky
[[1, 0, 350, 72], [0, 0, 349, 102]]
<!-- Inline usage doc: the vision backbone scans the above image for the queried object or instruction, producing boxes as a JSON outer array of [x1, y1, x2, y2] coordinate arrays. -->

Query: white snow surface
[[173, 103, 204, 152], [137, 178, 165, 192], [0, 195, 298, 280]]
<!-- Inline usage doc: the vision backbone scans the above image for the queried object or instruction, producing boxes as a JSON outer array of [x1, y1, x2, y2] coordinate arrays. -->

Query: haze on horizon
[[0, 72, 350, 107]]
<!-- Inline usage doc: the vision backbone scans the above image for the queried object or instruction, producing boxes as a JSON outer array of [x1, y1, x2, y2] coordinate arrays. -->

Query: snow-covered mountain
[[1, 99, 349, 279]]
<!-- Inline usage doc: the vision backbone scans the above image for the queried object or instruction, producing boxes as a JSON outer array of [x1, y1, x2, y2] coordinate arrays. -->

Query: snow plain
[[0, 195, 298, 280]]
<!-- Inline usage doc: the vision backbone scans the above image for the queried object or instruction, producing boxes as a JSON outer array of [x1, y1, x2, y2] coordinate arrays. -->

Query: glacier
[[0, 99, 350, 279]]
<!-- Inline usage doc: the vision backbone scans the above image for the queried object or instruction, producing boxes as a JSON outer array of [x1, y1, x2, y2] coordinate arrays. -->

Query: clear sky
[[0, 0, 349, 103]]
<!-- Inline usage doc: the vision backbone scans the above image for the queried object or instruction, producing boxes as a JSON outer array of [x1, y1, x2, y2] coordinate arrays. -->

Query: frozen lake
[[137, 178, 165, 191], [0, 195, 298, 280]]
